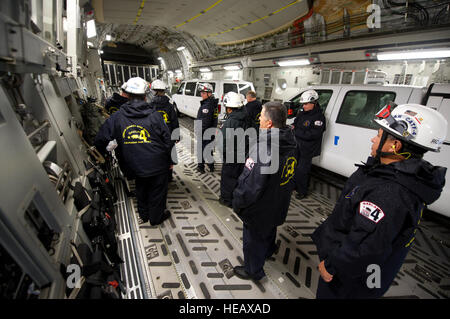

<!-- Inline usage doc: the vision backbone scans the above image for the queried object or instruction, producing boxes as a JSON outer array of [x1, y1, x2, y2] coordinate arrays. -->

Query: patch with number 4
[[359, 201, 385, 223]]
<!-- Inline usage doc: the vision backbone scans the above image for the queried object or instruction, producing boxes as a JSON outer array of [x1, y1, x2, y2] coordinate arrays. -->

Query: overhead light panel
[[377, 49, 450, 60], [86, 19, 97, 38], [199, 67, 211, 72], [223, 64, 242, 71], [177, 46, 185, 51], [105, 34, 111, 41], [175, 69, 182, 73], [277, 59, 310, 67], [62, 17, 68, 32]]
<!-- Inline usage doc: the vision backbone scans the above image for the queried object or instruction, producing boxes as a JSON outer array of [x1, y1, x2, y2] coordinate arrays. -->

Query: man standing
[[196, 83, 218, 174], [293, 89, 326, 200], [95, 77, 172, 225], [150, 79, 180, 182], [311, 103, 447, 298], [104, 83, 129, 114], [219, 92, 248, 208], [232, 102, 297, 280], [244, 91, 262, 131]]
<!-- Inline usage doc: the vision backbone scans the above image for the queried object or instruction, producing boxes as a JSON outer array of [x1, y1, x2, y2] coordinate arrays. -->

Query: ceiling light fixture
[[377, 49, 450, 60], [177, 46, 185, 51], [105, 34, 111, 41], [86, 19, 97, 38], [223, 64, 242, 71], [276, 59, 310, 67], [199, 67, 212, 72]]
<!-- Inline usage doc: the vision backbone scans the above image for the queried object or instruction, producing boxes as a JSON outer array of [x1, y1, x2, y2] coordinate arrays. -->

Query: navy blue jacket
[[149, 95, 179, 139], [243, 99, 262, 130], [293, 104, 326, 158], [232, 127, 298, 234], [94, 99, 171, 179], [220, 108, 248, 163], [196, 96, 219, 134], [311, 157, 446, 298], [105, 92, 128, 114]]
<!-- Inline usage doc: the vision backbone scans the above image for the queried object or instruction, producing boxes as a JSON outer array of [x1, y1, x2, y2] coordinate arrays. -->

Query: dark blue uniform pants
[[295, 155, 313, 196], [220, 163, 244, 204], [135, 172, 168, 225], [197, 138, 215, 170], [243, 224, 277, 279]]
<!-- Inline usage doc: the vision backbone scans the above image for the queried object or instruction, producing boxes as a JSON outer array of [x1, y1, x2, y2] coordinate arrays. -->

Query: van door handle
[[334, 136, 340, 145]]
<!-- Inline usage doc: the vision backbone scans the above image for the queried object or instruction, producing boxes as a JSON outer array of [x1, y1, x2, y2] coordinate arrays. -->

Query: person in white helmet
[[95, 77, 172, 225], [292, 89, 326, 200], [311, 103, 447, 299], [150, 79, 180, 182], [218, 92, 248, 208], [196, 83, 219, 174], [104, 82, 129, 114]]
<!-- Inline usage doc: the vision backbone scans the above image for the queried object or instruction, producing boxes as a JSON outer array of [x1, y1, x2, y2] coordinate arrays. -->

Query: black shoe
[[219, 197, 232, 208], [137, 216, 148, 225], [159, 210, 171, 223], [208, 165, 215, 173], [295, 193, 306, 200], [233, 266, 262, 281], [196, 167, 205, 174], [265, 246, 277, 260]]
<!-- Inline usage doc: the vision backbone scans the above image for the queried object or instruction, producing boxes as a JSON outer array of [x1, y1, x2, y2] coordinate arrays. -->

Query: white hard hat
[[223, 91, 244, 108], [121, 82, 127, 91], [151, 79, 166, 90], [123, 77, 148, 95], [299, 89, 319, 104], [198, 82, 213, 93], [374, 103, 448, 152]]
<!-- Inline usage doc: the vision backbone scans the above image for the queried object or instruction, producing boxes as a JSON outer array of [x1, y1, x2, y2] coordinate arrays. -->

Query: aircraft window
[[238, 83, 252, 96], [185, 82, 197, 96], [195, 82, 216, 96], [336, 90, 396, 129], [291, 90, 333, 113], [177, 82, 186, 94], [223, 83, 238, 94]]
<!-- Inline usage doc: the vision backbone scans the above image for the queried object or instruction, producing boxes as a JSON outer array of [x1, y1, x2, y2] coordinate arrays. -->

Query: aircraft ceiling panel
[[99, 0, 309, 44]]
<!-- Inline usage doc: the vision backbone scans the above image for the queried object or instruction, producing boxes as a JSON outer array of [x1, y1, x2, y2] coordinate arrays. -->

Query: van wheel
[[174, 103, 183, 118]]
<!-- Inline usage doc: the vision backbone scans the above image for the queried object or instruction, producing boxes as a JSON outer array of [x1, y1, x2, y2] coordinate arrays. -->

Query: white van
[[172, 79, 255, 121], [284, 83, 450, 217]]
